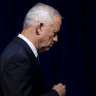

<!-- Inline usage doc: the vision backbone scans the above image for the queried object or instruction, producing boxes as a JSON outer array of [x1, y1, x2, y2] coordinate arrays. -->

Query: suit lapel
[[13, 37, 42, 73]]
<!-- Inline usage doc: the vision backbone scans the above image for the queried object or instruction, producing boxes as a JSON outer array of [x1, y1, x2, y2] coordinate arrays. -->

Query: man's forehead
[[53, 16, 62, 27], [53, 14, 62, 22], [54, 19, 62, 31]]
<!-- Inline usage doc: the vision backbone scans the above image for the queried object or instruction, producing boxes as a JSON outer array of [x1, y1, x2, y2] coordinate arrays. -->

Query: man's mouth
[[49, 43, 54, 47]]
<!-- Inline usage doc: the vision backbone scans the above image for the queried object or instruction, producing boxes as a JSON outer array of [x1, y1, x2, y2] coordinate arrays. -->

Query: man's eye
[[54, 32, 57, 36]]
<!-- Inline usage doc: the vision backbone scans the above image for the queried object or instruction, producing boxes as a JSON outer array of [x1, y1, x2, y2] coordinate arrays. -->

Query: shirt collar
[[18, 34, 38, 57]]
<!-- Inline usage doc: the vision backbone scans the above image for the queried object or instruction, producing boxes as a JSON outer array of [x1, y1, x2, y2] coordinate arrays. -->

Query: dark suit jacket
[[0, 37, 58, 96]]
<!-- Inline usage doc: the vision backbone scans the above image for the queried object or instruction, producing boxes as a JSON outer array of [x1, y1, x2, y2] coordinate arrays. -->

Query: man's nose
[[53, 35, 58, 42]]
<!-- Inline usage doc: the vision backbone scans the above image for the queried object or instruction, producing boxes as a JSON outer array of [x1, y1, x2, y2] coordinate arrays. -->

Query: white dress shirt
[[18, 34, 38, 57]]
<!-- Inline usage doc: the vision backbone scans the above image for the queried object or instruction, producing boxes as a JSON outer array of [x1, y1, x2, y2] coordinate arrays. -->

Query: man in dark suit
[[0, 3, 66, 96]]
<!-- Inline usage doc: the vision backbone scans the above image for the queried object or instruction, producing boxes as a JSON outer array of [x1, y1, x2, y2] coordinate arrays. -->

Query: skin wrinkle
[[36, 15, 62, 53]]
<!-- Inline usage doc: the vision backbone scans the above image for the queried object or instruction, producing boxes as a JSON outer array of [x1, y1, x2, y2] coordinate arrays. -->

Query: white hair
[[23, 3, 62, 28]]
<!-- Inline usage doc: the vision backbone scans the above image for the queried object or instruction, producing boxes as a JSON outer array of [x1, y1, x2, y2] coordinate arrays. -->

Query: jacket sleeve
[[1, 54, 33, 96], [41, 89, 59, 96]]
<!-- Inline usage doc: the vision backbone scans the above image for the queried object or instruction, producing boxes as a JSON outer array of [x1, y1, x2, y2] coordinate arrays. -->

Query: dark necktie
[[37, 55, 40, 64]]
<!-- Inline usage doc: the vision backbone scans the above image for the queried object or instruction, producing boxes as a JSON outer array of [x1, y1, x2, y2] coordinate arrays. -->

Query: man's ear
[[36, 22, 44, 35]]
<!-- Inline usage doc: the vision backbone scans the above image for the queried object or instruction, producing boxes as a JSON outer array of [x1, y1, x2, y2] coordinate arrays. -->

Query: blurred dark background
[[0, 0, 96, 96]]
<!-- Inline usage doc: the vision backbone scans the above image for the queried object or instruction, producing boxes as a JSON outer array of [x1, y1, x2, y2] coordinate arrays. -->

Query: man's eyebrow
[[54, 32, 58, 34], [55, 31, 59, 33]]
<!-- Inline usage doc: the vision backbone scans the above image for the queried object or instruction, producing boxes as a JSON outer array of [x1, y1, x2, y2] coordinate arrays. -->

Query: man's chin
[[42, 47, 50, 52], [38, 47, 50, 53]]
